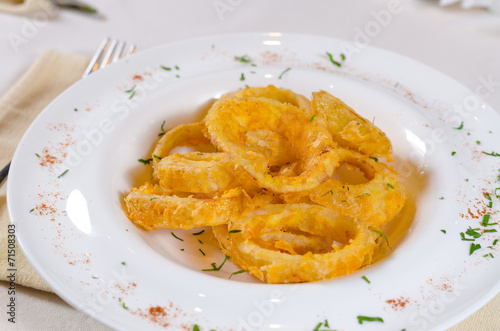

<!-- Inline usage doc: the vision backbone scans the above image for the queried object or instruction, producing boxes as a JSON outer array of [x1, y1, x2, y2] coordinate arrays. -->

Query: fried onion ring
[[312, 91, 393, 160], [215, 204, 377, 283], [205, 97, 339, 193], [125, 185, 251, 230]]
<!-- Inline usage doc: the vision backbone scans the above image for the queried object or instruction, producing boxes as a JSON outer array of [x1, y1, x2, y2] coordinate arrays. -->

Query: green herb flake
[[193, 325, 200, 331], [128, 90, 136, 99], [369, 156, 378, 162], [197, 152, 204, 155], [481, 214, 498, 227], [234, 55, 251, 63], [439, 197, 444, 200], [441, 229, 446, 234], [121, 262, 126, 265], [227, 229, 242, 240], [199, 248, 206, 256], [340, 53, 346, 61], [483, 151, 500, 157], [198, 239, 203, 244], [371, 229, 389, 246], [355, 193, 370, 198], [321, 190, 334, 197], [149, 197, 157, 201], [161, 66, 171, 71], [313, 319, 334, 331], [326, 52, 342, 67], [229, 269, 246, 279], [153, 155, 162, 160], [240, 73, 245, 81], [387, 183, 394, 189], [454, 121, 464, 130], [465, 227, 482, 239], [29, 208, 35, 213], [476, 140, 481, 145], [460, 232, 475, 241], [362, 276, 371, 284], [484, 229, 497, 233], [138, 158, 153, 165], [158, 120, 167, 136], [278, 67, 291, 79], [176, 74, 180, 78], [357, 316, 384, 324], [171, 232, 184, 241], [35, 153, 40, 157], [125, 85, 136, 93], [202, 255, 230, 272], [483, 253, 494, 258], [469, 243, 481, 255], [122, 302, 129, 310], [74, 108, 78, 112], [451, 151, 456, 156], [493, 239, 498, 246], [310, 114, 317, 122], [175, 65, 180, 70], [58, 169, 69, 178], [193, 230, 205, 236]]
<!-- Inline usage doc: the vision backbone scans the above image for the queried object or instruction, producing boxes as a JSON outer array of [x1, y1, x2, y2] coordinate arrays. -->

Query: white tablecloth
[[0, 0, 499, 330]]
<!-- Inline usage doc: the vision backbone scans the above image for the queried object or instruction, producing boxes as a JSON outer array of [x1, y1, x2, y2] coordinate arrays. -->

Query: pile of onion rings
[[125, 85, 406, 283]]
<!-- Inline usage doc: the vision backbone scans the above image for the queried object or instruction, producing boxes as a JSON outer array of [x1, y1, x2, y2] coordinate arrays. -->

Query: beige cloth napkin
[[0, 49, 89, 292], [0, 50, 498, 330]]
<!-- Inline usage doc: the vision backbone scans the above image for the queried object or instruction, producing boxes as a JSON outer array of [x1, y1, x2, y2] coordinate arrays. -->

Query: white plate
[[8, 33, 500, 331]]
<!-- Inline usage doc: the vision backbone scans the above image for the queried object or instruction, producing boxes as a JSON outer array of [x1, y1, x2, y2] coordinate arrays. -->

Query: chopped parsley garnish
[[198, 239, 203, 244], [310, 114, 317, 122], [326, 52, 342, 67], [161, 66, 171, 71], [357, 316, 384, 324], [193, 230, 205, 236], [153, 155, 162, 160], [35, 153, 40, 157], [128, 91, 136, 99], [197, 152, 204, 155], [362, 276, 371, 284], [199, 249, 206, 256], [465, 227, 481, 239], [202, 255, 229, 271], [313, 319, 336, 331], [476, 140, 481, 145], [439, 197, 444, 200], [321, 190, 334, 197], [29, 208, 34, 213], [235, 55, 251, 63], [122, 302, 129, 310], [483, 253, 494, 258], [121, 262, 126, 265], [138, 158, 153, 165], [454, 121, 464, 130], [493, 239, 499, 246], [355, 193, 370, 198], [369, 156, 378, 162], [240, 73, 245, 81], [158, 120, 167, 136], [58, 169, 69, 178], [125, 85, 136, 93], [340, 53, 346, 61], [229, 269, 246, 279], [451, 151, 456, 156], [482, 214, 497, 226], [175, 65, 180, 70], [149, 197, 157, 201], [74, 108, 78, 112], [371, 229, 389, 246], [460, 232, 475, 241], [484, 229, 497, 233], [278, 67, 291, 79], [386, 183, 394, 189], [469, 243, 481, 255], [176, 74, 180, 78], [193, 325, 200, 331], [171, 232, 184, 241], [227, 229, 242, 240], [441, 230, 446, 234], [483, 151, 500, 157]]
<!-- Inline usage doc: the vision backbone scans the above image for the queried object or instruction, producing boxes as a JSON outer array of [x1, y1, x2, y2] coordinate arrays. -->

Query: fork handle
[[0, 161, 11, 186]]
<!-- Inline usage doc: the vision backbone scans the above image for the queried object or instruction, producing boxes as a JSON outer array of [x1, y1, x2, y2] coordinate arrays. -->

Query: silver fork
[[0, 38, 136, 186]]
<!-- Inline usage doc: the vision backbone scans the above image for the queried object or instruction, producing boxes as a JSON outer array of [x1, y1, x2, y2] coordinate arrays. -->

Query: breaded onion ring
[[215, 204, 377, 284], [125, 184, 251, 230], [284, 148, 405, 227], [205, 97, 339, 193], [312, 91, 393, 160], [155, 152, 258, 193]]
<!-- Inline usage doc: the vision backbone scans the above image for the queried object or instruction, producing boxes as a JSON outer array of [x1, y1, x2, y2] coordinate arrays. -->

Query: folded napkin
[[0, 50, 498, 330], [0, 49, 89, 292]]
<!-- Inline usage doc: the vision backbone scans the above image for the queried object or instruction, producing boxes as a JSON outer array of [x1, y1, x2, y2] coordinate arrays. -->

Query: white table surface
[[0, 0, 499, 330]]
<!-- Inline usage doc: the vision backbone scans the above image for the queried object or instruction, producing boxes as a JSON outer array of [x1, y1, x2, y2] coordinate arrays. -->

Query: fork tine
[[111, 41, 125, 63], [83, 37, 110, 78], [99, 39, 118, 69], [126, 44, 137, 57]]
